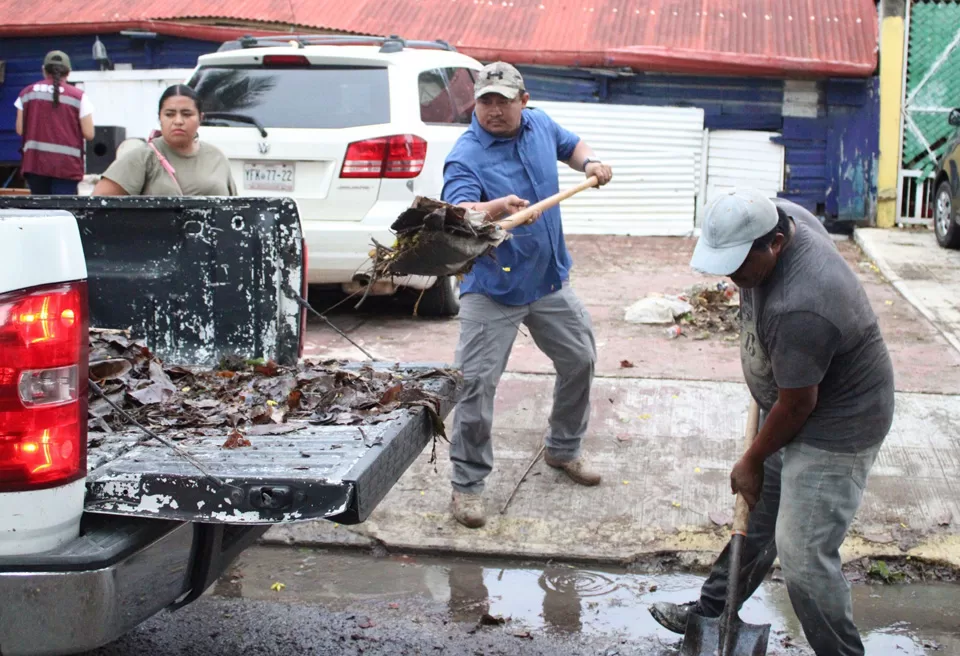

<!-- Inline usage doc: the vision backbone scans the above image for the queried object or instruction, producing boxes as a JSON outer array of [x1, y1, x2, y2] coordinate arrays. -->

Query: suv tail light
[[0, 282, 88, 493], [341, 135, 427, 179]]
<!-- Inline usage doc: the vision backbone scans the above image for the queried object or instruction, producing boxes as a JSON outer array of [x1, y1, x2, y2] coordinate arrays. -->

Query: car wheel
[[415, 276, 461, 317], [934, 180, 960, 249]]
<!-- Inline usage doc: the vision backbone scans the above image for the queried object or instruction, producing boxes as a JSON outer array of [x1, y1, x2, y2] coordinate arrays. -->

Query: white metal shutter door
[[705, 130, 785, 205], [528, 101, 705, 236], [71, 70, 195, 141]]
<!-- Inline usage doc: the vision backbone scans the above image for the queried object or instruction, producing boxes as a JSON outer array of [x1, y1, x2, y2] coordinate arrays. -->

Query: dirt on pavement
[[304, 235, 960, 395]]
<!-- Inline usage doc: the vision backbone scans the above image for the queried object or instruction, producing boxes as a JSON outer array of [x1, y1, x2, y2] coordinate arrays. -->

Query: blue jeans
[[24, 174, 79, 195], [698, 439, 883, 656]]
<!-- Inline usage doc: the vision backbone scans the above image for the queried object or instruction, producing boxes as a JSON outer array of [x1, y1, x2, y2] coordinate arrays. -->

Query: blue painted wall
[[518, 65, 879, 222], [0, 33, 219, 166], [0, 37, 878, 219]]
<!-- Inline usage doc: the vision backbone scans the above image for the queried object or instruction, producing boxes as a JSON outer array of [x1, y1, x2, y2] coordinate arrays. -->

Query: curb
[[853, 228, 960, 356]]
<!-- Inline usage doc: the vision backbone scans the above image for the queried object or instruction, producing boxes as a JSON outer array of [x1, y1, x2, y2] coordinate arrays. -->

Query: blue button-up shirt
[[442, 109, 581, 306]]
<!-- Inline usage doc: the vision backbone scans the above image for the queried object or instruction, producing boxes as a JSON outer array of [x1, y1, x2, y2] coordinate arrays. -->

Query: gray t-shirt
[[740, 199, 895, 452], [102, 139, 236, 196]]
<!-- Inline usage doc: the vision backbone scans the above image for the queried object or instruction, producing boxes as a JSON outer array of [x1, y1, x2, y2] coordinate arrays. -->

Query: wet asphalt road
[[80, 596, 672, 656], [77, 546, 959, 656]]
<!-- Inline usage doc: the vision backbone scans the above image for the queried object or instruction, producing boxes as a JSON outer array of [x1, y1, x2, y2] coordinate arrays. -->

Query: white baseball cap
[[690, 189, 780, 275]]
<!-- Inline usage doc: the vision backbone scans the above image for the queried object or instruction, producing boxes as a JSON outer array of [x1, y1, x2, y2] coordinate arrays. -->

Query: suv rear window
[[189, 66, 390, 129]]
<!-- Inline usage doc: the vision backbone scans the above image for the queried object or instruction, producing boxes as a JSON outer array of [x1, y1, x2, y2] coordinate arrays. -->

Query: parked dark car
[[934, 108, 960, 248]]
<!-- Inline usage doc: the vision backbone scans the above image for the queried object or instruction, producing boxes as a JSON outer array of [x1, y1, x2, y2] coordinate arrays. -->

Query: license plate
[[244, 161, 295, 191]]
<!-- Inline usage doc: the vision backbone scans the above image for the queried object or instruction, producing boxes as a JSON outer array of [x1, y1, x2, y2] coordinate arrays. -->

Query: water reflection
[[448, 563, 489, 623], [224, 547, 960, 655]]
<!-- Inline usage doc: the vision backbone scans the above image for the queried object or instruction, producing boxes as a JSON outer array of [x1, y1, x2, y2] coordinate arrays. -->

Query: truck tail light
[[0, 282, 88, 493], [340, 135, 427, 179]]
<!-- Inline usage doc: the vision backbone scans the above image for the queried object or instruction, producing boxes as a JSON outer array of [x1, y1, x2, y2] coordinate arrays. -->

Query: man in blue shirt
[[442, 62, 613, 528]]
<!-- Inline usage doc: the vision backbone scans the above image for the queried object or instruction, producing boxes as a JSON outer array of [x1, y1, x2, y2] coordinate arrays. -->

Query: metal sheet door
[[528, 101, 704, 236]]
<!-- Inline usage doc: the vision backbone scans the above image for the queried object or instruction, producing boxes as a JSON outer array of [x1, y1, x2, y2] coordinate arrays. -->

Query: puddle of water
[[219, 547, 960, 655]]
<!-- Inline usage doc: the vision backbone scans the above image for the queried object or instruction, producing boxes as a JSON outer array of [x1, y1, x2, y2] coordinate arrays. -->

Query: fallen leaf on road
[[388, 603, 400, 610], [511, 630, 533, 639], [936, 511, 952, 527], [884, 300, 894, 306], [616, 434, 631, 443], [270, 582, 286, 592], [357, 617, 375, 629], [672, 501, 682, 508], [709, 510, 733, 527], [648, 585, 658, 592], [619, 360, 635, 368]]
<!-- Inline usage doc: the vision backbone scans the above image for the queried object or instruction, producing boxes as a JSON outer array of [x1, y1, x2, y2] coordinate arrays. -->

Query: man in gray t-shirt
[[649, 189, 894, 656]]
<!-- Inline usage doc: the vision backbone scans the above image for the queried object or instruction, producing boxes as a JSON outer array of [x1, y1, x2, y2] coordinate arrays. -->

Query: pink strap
[[147, 139, 184, 195]]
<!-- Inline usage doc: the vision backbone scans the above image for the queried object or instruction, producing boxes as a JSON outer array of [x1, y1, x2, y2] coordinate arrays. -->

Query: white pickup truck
[[0, 197, 456, 656]]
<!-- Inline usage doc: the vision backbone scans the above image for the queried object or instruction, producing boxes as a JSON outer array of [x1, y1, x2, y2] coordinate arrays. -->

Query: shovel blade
[[680, 613, 770, 656]]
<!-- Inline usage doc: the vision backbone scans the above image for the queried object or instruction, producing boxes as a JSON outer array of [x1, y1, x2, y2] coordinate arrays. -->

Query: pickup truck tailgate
[[84, 366, 456, 525], [0, 196, 459, 527], [0, 196, 303, 366]]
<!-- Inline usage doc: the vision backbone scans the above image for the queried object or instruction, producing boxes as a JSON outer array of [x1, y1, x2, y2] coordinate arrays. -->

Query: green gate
[[902, 0, 960, 174]]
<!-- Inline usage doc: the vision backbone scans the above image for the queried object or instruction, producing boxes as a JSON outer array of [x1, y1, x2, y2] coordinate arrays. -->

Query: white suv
[[188, 36, 483, 316]]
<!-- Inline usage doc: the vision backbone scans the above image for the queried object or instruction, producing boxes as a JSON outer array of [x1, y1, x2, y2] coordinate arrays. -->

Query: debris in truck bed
[[87, 329, 460, 447]]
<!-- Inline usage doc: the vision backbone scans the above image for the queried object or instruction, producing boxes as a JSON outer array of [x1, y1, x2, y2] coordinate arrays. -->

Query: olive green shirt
[[102, 139, 237, 196]]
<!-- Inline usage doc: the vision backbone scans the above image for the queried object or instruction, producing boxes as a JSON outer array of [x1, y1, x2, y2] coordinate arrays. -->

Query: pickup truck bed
[[0, 197, 457, 526], [85, 365, 456, 525], [0, 198, 458, 656]]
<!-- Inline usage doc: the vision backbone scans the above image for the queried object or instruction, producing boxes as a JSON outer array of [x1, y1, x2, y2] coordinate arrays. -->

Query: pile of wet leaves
[[372, 196, 507, 279], [87, 329, 459, 448], [677, 282, 740, 339]]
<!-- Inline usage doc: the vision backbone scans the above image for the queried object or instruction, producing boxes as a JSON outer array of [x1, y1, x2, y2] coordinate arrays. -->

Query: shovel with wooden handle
[[494, 176, 599, 231], [681, 399, 770, 656]]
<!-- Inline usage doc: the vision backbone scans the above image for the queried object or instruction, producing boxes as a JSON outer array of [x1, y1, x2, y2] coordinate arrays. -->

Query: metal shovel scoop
[[681, 399, 770, 656], [377, 176, 599, 278]]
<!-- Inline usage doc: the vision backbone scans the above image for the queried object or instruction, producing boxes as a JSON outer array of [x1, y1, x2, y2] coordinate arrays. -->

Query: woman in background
[[94, 85, 235, 196]]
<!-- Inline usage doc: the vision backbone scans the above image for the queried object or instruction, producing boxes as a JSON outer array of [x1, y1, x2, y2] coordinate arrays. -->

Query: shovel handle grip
[[732, 399, 761, 536], [495, 176, 599, 231]]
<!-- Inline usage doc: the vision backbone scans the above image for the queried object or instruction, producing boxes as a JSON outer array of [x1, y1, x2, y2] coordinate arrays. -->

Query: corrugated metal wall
[[518, 65, 878, 222], [530, 101, 703, 235], [70, 69, 196, 141], [706, 131, 784, 205], [0, 33, 218, 165]]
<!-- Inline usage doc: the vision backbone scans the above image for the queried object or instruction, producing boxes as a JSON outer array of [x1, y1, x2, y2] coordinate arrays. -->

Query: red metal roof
[[0, 0, 878, 77]]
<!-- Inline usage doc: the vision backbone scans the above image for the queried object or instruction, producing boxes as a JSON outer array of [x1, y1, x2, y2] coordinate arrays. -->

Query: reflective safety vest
[[18, 80, 86, 181]]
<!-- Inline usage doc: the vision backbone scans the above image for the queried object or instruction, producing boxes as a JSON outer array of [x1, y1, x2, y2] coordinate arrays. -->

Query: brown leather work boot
[[543, 454, 602, 486], [451, 490, 486, 529]]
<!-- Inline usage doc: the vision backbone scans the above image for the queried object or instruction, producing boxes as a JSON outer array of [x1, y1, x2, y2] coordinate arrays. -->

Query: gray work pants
[[698, 439, 884, 656], [450, 287, 597, 493]]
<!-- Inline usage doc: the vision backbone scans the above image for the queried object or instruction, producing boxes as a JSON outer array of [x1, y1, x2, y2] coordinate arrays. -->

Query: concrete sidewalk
[[279, 234, 960, 568], [267, 372, 960, 569], [856, 227, 960, 355]]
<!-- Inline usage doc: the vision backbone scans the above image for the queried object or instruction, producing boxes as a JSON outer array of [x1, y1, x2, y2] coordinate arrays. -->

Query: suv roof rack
[[217, 34, 457, 54]]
